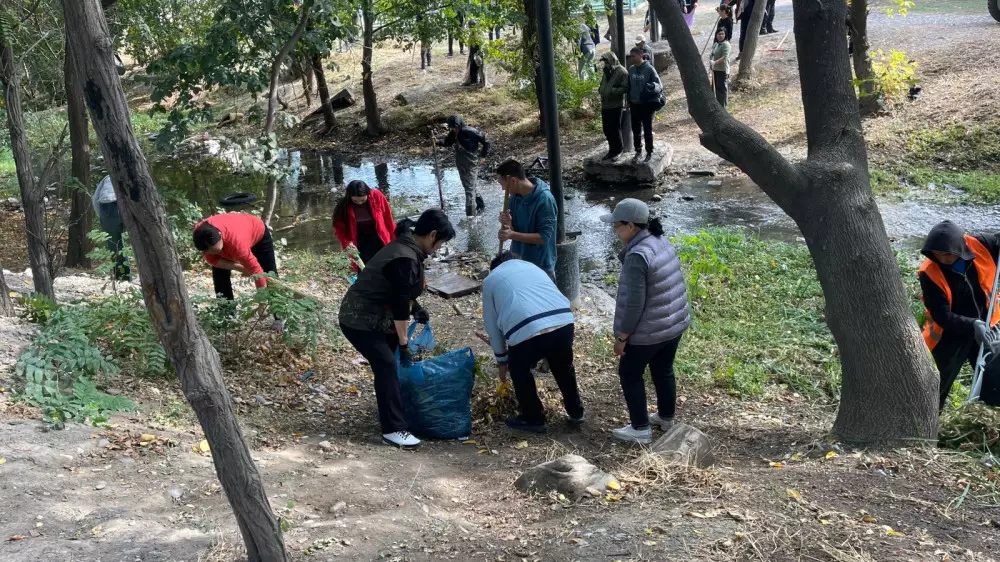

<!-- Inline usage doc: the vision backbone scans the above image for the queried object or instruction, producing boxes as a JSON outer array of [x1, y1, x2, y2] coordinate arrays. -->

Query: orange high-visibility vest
[[919, 235, 1000, 351]]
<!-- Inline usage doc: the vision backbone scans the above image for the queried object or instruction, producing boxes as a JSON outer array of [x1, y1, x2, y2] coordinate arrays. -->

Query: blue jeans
[[96, 201, 130, 280]]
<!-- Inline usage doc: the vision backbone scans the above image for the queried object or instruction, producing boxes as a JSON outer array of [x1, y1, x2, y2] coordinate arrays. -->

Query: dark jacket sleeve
[[383, 257, 422, 321], [438, 130, 456, 147], [920, 271, 977, 338], [473, 128, 490, 158]]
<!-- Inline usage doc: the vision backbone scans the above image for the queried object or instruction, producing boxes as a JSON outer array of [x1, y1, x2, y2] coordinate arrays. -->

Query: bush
[[867, 49, 918, 105]]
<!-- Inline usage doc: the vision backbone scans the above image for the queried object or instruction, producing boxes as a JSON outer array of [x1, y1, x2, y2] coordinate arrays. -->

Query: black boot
[[644, 152, 653, 163], [632, 151, 642, 163], [475, 195, 486, 213]]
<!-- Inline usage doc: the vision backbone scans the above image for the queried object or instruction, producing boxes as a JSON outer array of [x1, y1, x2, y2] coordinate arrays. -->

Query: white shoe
[[382, 431, 421, 449], [612, 424, 652, 444], [649, 412, 674, 431]]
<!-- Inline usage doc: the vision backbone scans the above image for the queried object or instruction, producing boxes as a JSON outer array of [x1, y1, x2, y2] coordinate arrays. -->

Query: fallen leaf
[[883, 526, 904, 537], [7, 535, 25, 541], [513, 441, 529, 450], [862, 515, 877, 523], [0, 458, 6, 465], [790, 452, 803, 461], [91, 525, 103, 537], [643, 540, 657, 546], [769, 461, 784, 468], [606, 480, 621, 491], [605, 494, 621, 502], [686, 511, 717, 519], [140, 434, 156, 443], [786, 489, 802, 501], [462, 440, 477, 446], [568, 537, 587, 545], [825, 451, 839, 460], [193, 440, 210, 454]]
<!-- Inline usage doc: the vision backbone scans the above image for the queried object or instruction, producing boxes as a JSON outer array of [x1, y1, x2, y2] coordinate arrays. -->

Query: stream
[[149, 148, 1000, 279]]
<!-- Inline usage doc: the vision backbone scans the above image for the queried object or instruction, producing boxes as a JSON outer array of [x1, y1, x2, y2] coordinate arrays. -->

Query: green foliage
[[882, 0, 915, 17], [939, 403, 1000, 452], [109, 0, 217, 66], [867, 49, 918, 105], [672, 230, 840, 401], [17, 293, 59, 324], [905, 124, 1000, 173]]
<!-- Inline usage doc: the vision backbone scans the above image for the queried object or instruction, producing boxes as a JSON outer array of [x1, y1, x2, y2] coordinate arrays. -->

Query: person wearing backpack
[[625, 47, 663, 163]]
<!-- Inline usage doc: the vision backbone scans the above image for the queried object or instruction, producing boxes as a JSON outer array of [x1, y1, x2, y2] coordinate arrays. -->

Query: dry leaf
[[862, 515, 877, 523], [686, 511, 717, 519], [769, 461, 784, 468], [0, 458, 6, 465], [7, 535, 25, 541], [606, 480, 621, 491], [643, 540, 657, 546], [786, 489, 802, 501], [825, 451, 838, 460], [513, 441, 529, 450], [140, 434, 156, 443], [883, 526, 904, 537], [193, 440, 210, 454], [605, 494, 621, 501]]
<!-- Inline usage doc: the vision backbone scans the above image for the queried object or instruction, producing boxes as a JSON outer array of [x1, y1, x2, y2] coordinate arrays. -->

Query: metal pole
[[649, 6, 660, 42], [615, 0, 626, 64], [535, 0, 564, 243]]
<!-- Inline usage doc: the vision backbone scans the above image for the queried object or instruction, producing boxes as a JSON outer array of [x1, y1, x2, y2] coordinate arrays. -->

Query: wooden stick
[[497, 190, 510, 259], [768, 30, 792, 52]]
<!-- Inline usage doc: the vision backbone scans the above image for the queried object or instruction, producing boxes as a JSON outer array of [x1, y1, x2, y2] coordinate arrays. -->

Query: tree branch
[[371, 1, 456, 35], [264, 0, 312, 135], [647, 0, 806, 208]]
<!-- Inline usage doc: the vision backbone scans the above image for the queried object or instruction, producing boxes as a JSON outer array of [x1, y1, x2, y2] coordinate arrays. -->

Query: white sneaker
[[382, 431, 421, 449], [649, 412, 674, 431], [612, 424, 652, 444]]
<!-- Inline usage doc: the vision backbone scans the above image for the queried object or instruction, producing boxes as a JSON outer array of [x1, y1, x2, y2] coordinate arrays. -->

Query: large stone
[[650, 423, 715, 469], [582, 141, 673, 185], [395, 84, 437, 106], [648, 41, 675, 74], [514, 454, 618, 501], [330, 88, 356, 111]]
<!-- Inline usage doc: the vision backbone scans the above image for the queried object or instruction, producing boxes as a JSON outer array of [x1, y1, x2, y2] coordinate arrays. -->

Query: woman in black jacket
[[338, 209, 456, 448]]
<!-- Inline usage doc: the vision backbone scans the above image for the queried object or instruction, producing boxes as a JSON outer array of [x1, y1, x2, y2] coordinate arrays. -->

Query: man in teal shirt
[[496, 159, 557, 281]]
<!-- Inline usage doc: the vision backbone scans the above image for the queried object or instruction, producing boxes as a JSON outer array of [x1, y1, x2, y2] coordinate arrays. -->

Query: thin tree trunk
[[362, 0, 382, 136], [300, 57, 313, 107], [733, 0, 768, 87], [848, 0, 881, 116], [649, 0, 938, 444], [62, 2, 289, 559], [0, 40, 54, 299], [0, 263, 12, 316], [522, 0, 544, 131], [264, 3, 312, 135], [65, 33, 93, 269], [312, 54, 336, 131]]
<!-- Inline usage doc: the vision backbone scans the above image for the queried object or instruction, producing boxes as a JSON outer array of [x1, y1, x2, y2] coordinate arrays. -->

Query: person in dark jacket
[[598, 51, 629, 159], [338, 209, 456, 449], [716, 4, 733, 41], [332, 180, 396, 267], [626, 47, 662, 162], [438, 114, 490, 216], [918, 220, 1000, 409], [761, 0, 777, 34], [601, 199, 690, 444]]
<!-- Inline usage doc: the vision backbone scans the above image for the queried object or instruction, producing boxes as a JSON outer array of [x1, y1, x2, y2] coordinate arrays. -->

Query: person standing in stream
[[918, 220, 1000, 409], [333, 180, 396, 267], [496, 159, 557, 282], [192, 212, 277, 300], [338, 210, 456, 449], [438, 114, 490, 216]]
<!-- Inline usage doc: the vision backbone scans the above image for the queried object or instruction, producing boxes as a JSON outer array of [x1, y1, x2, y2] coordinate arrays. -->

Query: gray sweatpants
[[456, 148, 480, 216]]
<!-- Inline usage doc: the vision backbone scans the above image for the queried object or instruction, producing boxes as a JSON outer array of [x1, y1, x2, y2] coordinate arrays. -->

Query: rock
[[647, 41, 675, 73], [650, 194, 663, 202], [564, 194, 573, 200], [650, 423, 715, 468], [582, 142, 673, 185], [395, 84, 437, 106], [514, 454, 617, 501], [688, 169, 716, 177], [95, 481, 107, 491], [318, 440, 335, 452], [329, 501, 347, 515], [330, 88, 356, 111], [474, 268, 490, 281]]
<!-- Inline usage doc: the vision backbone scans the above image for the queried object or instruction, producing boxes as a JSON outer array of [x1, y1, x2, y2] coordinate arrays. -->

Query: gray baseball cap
[[600, 198, 650, 225]]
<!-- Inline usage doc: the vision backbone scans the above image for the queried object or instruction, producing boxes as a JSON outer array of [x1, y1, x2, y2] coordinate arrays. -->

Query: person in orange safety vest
[[918, 220, 1000, 409]]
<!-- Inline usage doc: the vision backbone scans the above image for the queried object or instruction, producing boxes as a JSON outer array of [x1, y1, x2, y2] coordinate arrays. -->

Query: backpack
[[642, 81, 666, 110]]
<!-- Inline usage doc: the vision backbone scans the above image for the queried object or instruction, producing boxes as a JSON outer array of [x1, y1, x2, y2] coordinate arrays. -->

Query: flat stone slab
[[426, 272, 481, 299], [515, 454, 619, 501], [648, 41, 675, 74], [650, 423, 715, 468], [582, 142, 673, 185]]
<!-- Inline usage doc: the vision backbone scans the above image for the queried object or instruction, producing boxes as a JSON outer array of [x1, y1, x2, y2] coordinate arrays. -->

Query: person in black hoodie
[[438, 114, 490, 216], [338, 210, 456, 448], [918, 220, 1000, 409]]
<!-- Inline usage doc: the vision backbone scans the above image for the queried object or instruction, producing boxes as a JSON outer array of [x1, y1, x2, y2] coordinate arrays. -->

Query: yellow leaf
[[790, 452, 803, 461], [686, 511, 717, 519], [769, 461, 784, 468], [786, 489, 801, 501], [605, 494, 621, 501], [606, 480, 621, 491], [462, 440, 477, 446], [884, 526, 904, 537], [91, 525, 103, 537], [819, 519, 831, 525], [825, 451, 838, 460], [140, 434, 156, 443], [193, 439, 210, 454], [513, 441, 529, 450], [862, 515, 877, 523], [0, 458, 5, 465]]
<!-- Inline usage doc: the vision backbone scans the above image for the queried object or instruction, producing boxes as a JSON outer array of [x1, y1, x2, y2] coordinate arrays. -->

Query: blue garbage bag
[[398, 347, 475, 439], [407, 321, 436, 355]]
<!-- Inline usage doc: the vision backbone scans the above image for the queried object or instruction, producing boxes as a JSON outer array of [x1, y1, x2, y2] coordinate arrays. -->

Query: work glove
[[399, 343, 415, 367], [975, 320, 991, 346], [412, 304, 430, 325]]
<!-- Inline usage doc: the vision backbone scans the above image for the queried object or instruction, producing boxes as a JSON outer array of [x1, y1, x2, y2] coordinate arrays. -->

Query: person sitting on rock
[[438, 114, 490, 216], [598, 51, 630, 160], [482, 251, 584, 433], [918, 220, 1000, 409], [193, 212, 276, 300], [496, 159, 558, 282]]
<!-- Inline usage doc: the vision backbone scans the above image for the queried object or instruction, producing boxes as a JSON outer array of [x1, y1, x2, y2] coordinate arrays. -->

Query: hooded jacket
[[918, 220, 1000, 347], [509, 177, 558, 273], [439, 115, 490, 158], [628, 59, 661, 105], [598, 52, 629, 109]]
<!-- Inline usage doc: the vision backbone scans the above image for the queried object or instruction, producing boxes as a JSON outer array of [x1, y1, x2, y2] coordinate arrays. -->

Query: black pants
[[739, 16, 751, 53], [601, 107, 624, 156], [211, 228, 276, 300], [762, 0, 776, 31], [713, 71, 728, 108], [629, 104, 655, 154], [618, 335, 682, 429], [934, 339, 1000, 410], [508, 324, 584, 425], [340, 324, 407, 433], [96, 201, 130, 281]]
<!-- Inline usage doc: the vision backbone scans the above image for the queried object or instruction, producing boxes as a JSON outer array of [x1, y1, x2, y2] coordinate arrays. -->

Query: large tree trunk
[[62, 1, 290, 559], [0, 41, 54, 299], [0, 263, 12, 316], [64, 33, 93, 269], [649, 0, 939, 444], [264, 3, 312, 135], [361, 0, 382, 136], [312, 54, 336, 131], [522, 0, 545, 131], [733, 0, 768, 87], [848, 0, 881, 116]]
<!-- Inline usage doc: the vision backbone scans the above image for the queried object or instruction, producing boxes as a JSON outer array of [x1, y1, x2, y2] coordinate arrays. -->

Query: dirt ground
[[4, 3, 1000, 562]]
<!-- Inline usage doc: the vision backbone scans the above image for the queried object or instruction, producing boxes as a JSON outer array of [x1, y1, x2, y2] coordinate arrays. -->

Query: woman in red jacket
[[333, 180, 396, 266]]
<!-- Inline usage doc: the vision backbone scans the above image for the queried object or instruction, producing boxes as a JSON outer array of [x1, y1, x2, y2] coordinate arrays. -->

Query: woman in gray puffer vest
[[600, 198, 690, 444]]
